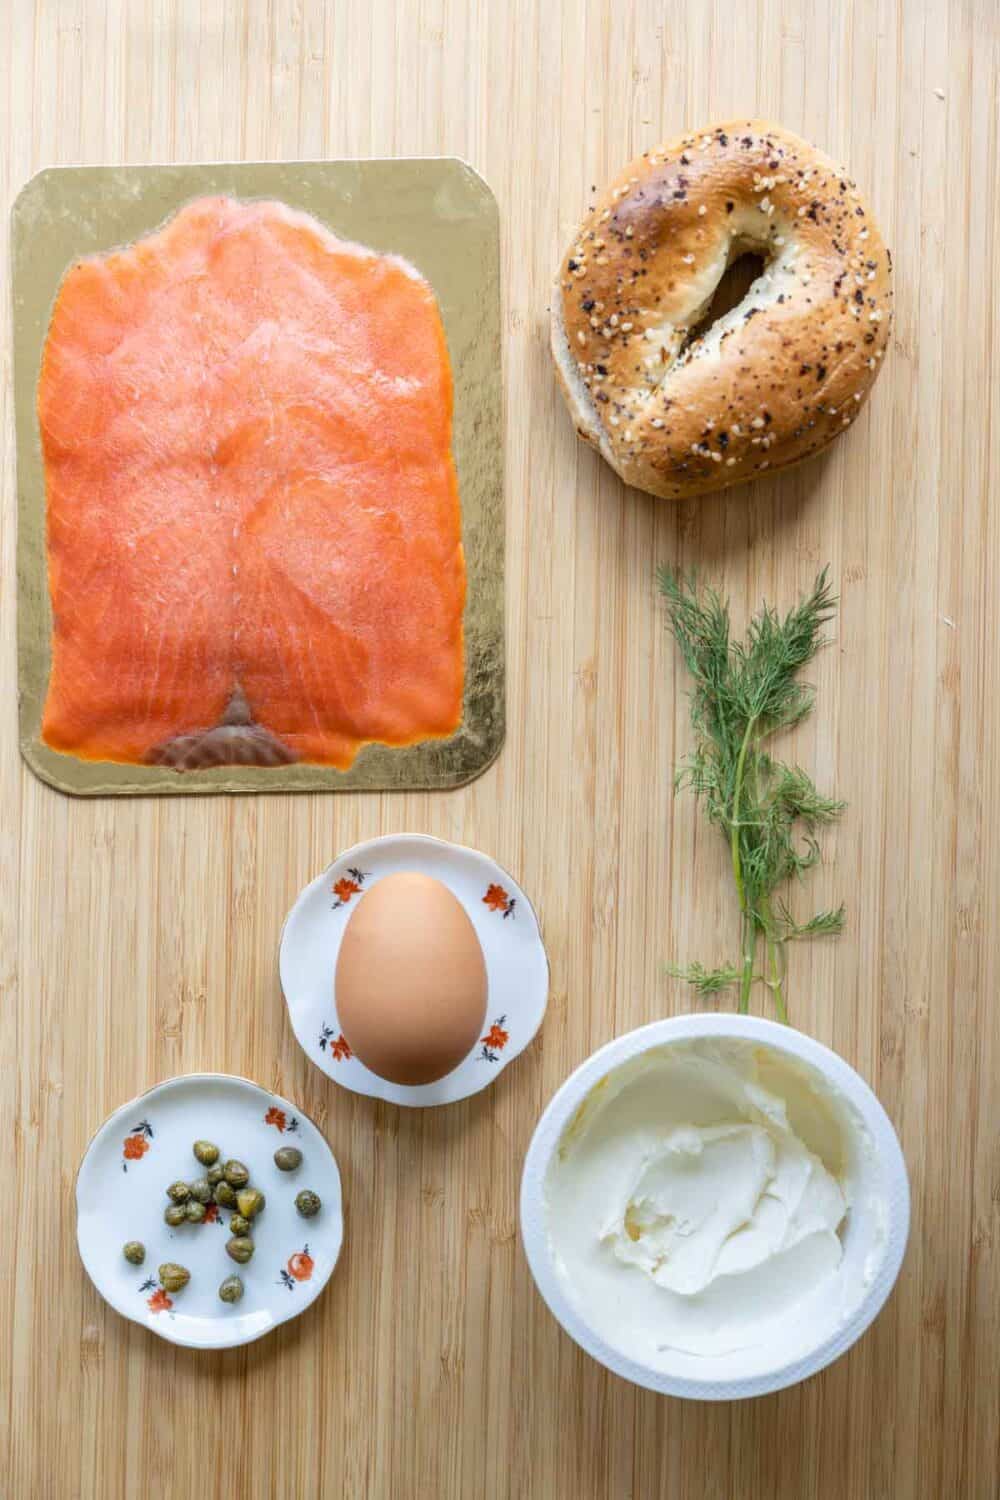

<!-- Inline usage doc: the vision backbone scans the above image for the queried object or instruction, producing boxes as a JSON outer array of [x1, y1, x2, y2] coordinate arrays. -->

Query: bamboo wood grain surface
[[2, 1, 999, 1496]]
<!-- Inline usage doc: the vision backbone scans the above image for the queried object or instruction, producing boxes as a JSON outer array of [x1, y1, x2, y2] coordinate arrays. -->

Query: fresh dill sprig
[[664, 960, 745, 997], [658, 567, 845, 1023]]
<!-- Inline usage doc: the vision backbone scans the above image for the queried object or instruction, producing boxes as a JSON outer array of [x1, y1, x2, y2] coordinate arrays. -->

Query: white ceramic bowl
[[520, 1014, 909, 1400], [76, 1073, 344, 1349], [280, 834, 549, 1107]]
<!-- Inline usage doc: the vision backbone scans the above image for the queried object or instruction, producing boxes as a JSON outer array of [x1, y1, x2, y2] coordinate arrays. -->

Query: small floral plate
[[76, 1074, 344, 1350], [280, 834, 549, 1107]]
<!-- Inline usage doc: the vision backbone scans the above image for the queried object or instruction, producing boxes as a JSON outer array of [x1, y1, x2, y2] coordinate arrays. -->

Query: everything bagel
[[552, 120, 892, 499]]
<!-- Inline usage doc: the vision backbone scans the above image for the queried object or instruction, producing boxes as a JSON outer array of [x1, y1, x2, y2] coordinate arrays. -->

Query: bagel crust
[[552, 120, 892, 499]]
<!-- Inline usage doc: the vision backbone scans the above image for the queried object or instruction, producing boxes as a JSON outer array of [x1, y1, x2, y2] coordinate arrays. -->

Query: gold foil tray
[[12, 159, 504, 795]]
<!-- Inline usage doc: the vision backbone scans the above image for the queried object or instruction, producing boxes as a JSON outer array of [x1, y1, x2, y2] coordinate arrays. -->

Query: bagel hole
[[680, 251, 767, 353]]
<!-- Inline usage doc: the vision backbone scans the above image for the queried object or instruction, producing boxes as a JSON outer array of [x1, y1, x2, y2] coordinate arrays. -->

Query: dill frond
[[664, 961, 744, 997], [775, 901, 847, 940], [660, 568, 845, 1022]]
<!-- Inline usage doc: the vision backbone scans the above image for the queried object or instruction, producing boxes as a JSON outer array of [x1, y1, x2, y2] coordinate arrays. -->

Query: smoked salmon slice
[[38, 197, 466, 770]]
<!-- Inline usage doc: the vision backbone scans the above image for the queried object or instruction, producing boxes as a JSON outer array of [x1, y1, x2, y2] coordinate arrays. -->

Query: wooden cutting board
[[3, 1, 997, 1496]]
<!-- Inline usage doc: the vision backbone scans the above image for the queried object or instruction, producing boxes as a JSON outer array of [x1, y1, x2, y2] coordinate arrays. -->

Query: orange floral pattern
[[265, 1106, 287, 1131], [482, 1020, 509, 1051], [320, 1025, 352, 1061], [204, 1201, 220, 1225], [288, 1247, 314, 1282], [479, 1015, 509, 1063], [483, 884, 516, 919], [147, 1288, 172, 1314], [332, 867, 371, 910], [279, 1245, 314, 1289], [122, 1120, 153, 1172]]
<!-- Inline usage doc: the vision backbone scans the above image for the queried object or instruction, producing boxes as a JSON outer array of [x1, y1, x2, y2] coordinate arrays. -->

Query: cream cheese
[[546, 1039, 864, 1363]]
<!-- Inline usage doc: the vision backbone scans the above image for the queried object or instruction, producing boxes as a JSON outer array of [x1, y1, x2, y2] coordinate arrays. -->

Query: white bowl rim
[[75, 1071, 344, 1350], [519, 1013, 910, 1400]]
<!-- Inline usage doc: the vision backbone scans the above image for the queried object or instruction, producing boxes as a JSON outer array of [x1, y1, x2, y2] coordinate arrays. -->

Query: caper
[[206, 1162, 225, 1187], [225, 1236, 255, 1264], [295, 1189, 321, 1219], [229, 1213, 251, 1237], [188, 1176, 212, 1205], [274, 1146, 303, 1172], [185, 1199, 206, 1224], [122, 1241, 145, 1265], [223, 1160, 250, 1189], [236, 1187, 265, 1221], [164, 1204, 187, 1227], [166, 1180, 191, 1204], [159, 1262, 190, 1293], [218, 1275, 244, 1304], [193, 1140, 220, 1166], [214, 1180, 237, 1208]]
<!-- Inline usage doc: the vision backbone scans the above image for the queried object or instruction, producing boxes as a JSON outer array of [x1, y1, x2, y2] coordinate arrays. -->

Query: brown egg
[[335, 872, 488, 1086]]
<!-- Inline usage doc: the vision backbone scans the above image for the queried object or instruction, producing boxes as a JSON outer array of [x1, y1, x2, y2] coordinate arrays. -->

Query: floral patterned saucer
[[279, 834, 549, 1107], [76, 1074, 344, 1349]]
